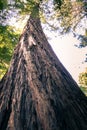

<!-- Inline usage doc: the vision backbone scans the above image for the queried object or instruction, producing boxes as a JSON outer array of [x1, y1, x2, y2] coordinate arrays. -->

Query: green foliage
[[79, 68, 87, 86], [15, 0, 42, 15], [53, 0, 63, 9], [0, 25, 19, 79], [78, 29, 87, 48], [80, 86, 87, 96], [79, 68, 87, 95], [54, 0, 84, 33], [0, 0, 85, 33], [0, 0, 8, 11]]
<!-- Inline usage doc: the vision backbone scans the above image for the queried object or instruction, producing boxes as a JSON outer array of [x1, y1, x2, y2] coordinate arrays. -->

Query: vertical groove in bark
[[0, 14, 87, 130]]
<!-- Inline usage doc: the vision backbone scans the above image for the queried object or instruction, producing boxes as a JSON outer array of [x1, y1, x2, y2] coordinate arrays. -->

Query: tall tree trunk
[[0, 14, 87, 130]]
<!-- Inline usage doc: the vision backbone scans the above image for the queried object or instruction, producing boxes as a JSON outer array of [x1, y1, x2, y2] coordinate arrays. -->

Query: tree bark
[[0, 14, 87, 130]]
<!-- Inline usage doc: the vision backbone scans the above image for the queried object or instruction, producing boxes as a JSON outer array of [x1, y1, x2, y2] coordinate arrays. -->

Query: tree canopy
[[0, 0, 87, 31]]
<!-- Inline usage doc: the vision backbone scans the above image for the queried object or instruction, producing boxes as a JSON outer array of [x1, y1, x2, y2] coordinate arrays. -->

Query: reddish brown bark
[[0, 15, 87, 130]]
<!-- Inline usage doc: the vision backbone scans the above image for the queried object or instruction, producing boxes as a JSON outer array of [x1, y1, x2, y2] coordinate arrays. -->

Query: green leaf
[[0, 25, 19, 79]]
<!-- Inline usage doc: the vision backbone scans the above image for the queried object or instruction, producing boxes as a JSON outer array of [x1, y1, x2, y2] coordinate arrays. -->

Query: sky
[[41, 0, 87, 84], [48, 32, 87, 84]]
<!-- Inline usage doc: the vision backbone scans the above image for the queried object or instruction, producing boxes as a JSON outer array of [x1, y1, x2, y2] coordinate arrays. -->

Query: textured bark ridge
[[0, 16, 87, 130]]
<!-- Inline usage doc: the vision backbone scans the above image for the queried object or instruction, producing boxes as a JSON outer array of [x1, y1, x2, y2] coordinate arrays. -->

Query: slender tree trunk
[[0, 13, 87, 130]]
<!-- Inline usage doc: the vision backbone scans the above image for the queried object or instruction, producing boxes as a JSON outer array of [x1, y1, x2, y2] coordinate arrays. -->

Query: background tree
[[79, 68, 87, 86], [79, 67, 87, 95], [0, 25, 19, 78]]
